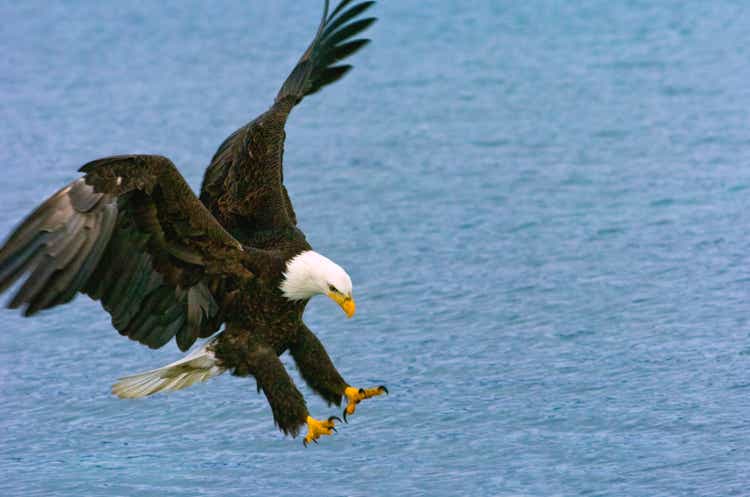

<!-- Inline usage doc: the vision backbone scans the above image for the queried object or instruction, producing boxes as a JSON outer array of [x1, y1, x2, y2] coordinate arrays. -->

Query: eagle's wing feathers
[[199, 0, 376, 232], [0, 154, 252, 351], [274, 0, 376, 103]]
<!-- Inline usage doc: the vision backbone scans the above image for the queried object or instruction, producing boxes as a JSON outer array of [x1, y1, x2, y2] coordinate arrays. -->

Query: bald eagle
[[0, 0, 386, 446]]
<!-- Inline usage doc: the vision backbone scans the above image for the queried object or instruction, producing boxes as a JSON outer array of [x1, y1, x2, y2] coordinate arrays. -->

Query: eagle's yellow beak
[[327, 291, 356, 318]]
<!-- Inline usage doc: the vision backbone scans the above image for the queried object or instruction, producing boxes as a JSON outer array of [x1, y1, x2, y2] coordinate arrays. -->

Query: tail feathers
[[112, 338, 225, 399], [275, 0, 376, 104]]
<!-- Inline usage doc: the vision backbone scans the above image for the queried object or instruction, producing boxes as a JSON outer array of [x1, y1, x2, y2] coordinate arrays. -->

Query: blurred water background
[[1, 1, 750, 495]]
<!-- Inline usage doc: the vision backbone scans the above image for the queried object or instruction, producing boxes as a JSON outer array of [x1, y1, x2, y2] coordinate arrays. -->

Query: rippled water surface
[[2, 1, 750, 496]]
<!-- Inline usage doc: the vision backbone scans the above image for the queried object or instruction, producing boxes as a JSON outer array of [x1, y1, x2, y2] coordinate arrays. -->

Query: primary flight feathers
[[276, 0, 375, 102]]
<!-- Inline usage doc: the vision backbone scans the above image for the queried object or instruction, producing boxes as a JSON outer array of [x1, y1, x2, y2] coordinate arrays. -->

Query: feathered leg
[[244, 343, 309, 436], [291, 323, 387, 422], [290, 323, 348, 405], [225, 338, 338, 446]]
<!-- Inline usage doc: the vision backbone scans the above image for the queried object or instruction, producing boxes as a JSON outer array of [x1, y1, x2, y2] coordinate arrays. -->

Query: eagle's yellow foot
[[343, 385, 388, 422], [303, 415, 340, 447]]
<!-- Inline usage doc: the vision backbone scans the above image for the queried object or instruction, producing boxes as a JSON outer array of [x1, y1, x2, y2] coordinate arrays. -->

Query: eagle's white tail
[[112, 337, 225, 399]]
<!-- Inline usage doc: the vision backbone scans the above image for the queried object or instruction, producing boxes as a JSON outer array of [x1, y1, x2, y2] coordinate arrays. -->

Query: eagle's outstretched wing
[[0, 155, 252, 351], [199, 0, 376, 234]]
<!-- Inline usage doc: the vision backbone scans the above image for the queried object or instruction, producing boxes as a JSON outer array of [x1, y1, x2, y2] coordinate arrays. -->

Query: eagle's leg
[[245, 343, 309, 437], [290, 324, 348, 405], [245, 342, 339, 445], [290, 324, 387, 422]]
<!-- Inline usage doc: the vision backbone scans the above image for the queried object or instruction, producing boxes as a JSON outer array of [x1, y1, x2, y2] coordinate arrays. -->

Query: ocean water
[[1, 1, 750, 495]]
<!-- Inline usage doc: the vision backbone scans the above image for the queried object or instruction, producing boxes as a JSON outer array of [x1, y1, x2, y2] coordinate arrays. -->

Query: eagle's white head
[[279, 250, 355, 317]]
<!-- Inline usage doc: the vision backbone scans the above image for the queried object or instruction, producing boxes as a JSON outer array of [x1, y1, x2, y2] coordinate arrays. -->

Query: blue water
[[2, 1, 750, 495]]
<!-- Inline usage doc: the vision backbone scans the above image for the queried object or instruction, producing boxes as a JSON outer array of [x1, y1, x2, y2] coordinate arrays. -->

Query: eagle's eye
[[328, 284, 338, 293]]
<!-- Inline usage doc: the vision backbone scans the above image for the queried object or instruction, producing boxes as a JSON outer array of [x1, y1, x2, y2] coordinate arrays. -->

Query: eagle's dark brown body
[[0, 0, 379, 438]]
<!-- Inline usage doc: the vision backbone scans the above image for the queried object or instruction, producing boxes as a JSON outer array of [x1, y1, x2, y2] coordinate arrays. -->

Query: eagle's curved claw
[[343, 385, 388, 422], [303, 415, 339, 447]]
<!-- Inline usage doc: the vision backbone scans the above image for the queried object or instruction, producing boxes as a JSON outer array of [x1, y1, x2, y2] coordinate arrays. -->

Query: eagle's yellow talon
[[342, 385, 388, 422], [303, 415, 340, 447]]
